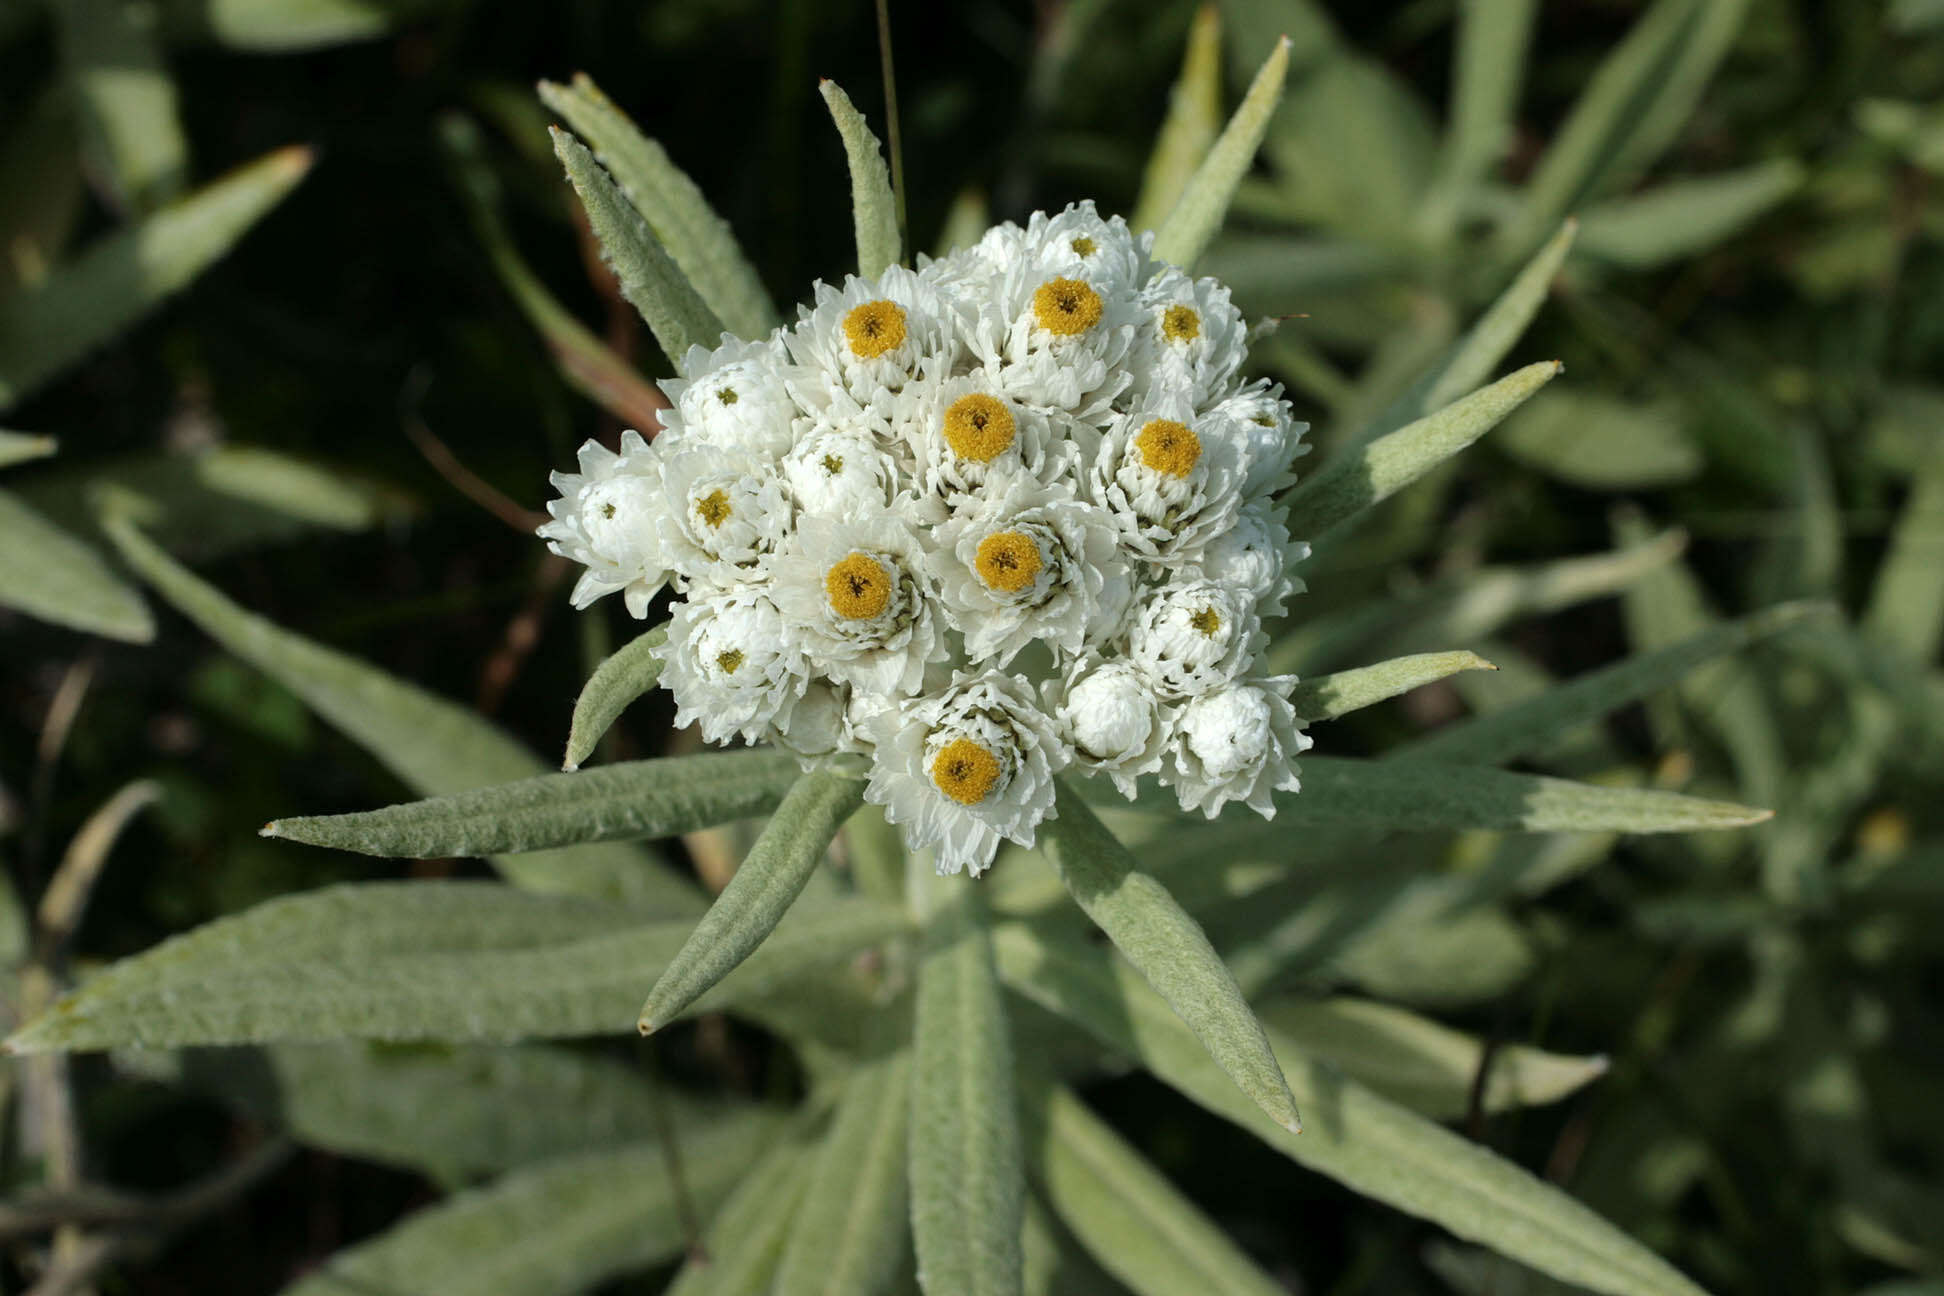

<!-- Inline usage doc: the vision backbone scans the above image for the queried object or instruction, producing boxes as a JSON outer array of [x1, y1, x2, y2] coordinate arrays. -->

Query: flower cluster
[[543, 203, 1312, 874]]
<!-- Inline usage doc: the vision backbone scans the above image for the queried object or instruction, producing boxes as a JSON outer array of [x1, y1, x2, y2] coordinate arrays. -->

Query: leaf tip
[[259, 821, 281, 838], [637, 1013, 660, 1036], [561, 758, 580, 773]]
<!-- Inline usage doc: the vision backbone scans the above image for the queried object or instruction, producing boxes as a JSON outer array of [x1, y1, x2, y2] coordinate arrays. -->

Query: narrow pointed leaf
[[666, 1139, 816, 1296], [0, 431, 56, 468], [1039, 782, 1299, 1132], [540, 75, 776, 338], [0, 489, 153, 641], [994, 926, 1710, 1296], [1290, 650, 1496, 722], [1578, 159, 1804, 268], [1130, 4, 1223, 235], [563, 625, 667, 770], [0, 145, 312, 410], [1025, 1079, 1285, 1296], [1398, 602, 1827, 768], [775, 1052, 913, 1296], [910, 884, 1023, 1296], [1286, 360, 1561, 543], [265, 751, 800, 859], [819, 80, 901, 279], [1151, 36, 1291, 269], [550, 127, 723, 373], [55, 0, 186, 214], [278, 1114, 778, 1296], [103, 514, 698, 908], [639, 771, 862, 1032], [1864, 444, 1944, 662], [162, 0, 449, 51], [6, 881, 904, 1052], [1494, 386, 1700, 489], [1424, 0, 1537, 227], [1021, 1193, 1123, 1296]]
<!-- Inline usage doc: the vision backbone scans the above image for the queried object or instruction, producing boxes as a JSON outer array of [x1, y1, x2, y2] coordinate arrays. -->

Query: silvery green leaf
[[1284, 360, 1561, 544], [1129, 4, 1223, 235], [909, 882, 1023, 1296], [1864, 444, 1944, 664], [0, 88, 86, 297], [1398, 602, 1826, 769], [1255, 996, 1608, 1120], [1024, 1079, 1285, 1296], [1259, 51, 1438, 242], [1289, 650, 1497, 722], [539, 75, 777, 339], [665, 1138, 816, 1296], [6, 881, 904, 1052], [103, 514, 698, 908], [775, 1052, 913, 1296], [638, 771, 863, 1032], [1039, 782, 1300, 1133], [993, 926, 1710, 1296], [161, 0, 453, 50], [562, 624, 667, 771], [1151, 35, 1290, 269], [1577, 159, 1805, 269], [54, 0, 186, 214], [1494, 385, 1701, 489], [550, 127, 723, 374], [0, 489, 153, 641], [264, 750, 800, 859], [1021, 1192, 1122, 1296], [278, 1112, 778, 1296], [0, 145, 312, 411], [818, 80, 901, 280], [1421, 0, 1538, 234]]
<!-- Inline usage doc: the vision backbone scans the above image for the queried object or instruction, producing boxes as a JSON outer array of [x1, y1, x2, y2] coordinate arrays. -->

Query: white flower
[[657, 445, 791, 590], [929, 471, 1131, 666], [658, 587, 809, 744], [786, 265, 961, 407], [1049, 659, 1170, 798], [539, 430, 669, 618], [767, 677, 858, 767], [1126, 267, 1248, 407], [968, 258, 1139, 419], [1161, 677, 1309, 818], [783, 423, 901, 517], [905, 369, 1081, 522], [1089, 394, 1246, 565], [863, 670, 1070, 875], [1210, 377, 1310, 498], [771, 510, 948, 697], [659, 334, 801, 457], [1192, 500, 1302, 618], [1127, 577, 1263, 699]]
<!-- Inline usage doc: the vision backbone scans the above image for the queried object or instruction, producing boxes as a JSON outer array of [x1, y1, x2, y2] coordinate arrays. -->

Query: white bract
[[543, 201, 1313, 873]]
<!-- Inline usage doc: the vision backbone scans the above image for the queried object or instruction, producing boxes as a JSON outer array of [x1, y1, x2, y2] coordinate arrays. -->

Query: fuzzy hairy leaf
[[265, 750, 802, 859], [994, 927, 1709, 1296], [550, 127, 723, 374], [639, 771, 862, 1032], [1040, 782, 1300, 1132], [1151, 35, 1291, 269], [1290, 650, 1497, 722], [819, 80, 901, 280], [0, 430, 56, 469], [1026, 1079, 1286, 1296], [0, 145, 311, 410], [666, 1138, 816, 1296], [161, 0, 455, 50], [910, 884, 1023, 1296], [279, 1111, 778, 1296], [1424, 0, 1537, 230], [562, 624, 668, 771], [1493, 386, 1700, 489], [775, 1051, 913, 1296], [0, 489, 153, 641], [104, 515, 697, 907], [1130, 4, 1224, 235], [1864, 444, 1944, 663], [1578, 159, 1804, 268], [54, 0, 186, 213], [540, 75, 776, 339]]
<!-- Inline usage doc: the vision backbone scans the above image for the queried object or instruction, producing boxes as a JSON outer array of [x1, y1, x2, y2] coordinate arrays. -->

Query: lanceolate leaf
[[1864, 443, 1944, 663], [1039, 782, 1300, 1133], [5, 881, 905, 1052], [103, 514, 698, 908], [0, 145, 312, 411], [1494, 386, 1700, 489], [994, 926, 1710, 1296], [279, 1112, 779, 1296], [910, 884, 1023, 1296], [665, 1138, 816, 1296], [1130, 4, 1224, 235], [265, 750, 801, 859], [775, 1052, 913, 1296], [563, 624, 668, 771], [53, 0, 187, 213], [639, 771, 863, 1033], [0, 489, 153, 641], [1577, 159, 1805, 269], [0, 430, 56, 468], [550, 127, 724, 374], [1025, 1078, 1286, 1296], [1290, 650, 1497, 722], [539, 75, 777, 338], [818, 80, 901, 280], [1423, 0, 1538, 231], [1151, 35, 1292, 269]]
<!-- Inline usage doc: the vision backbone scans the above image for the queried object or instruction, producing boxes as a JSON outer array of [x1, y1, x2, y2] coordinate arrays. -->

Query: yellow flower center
[[821, 454, 844, 474], [825, 552, 893, 620], [717, 387, 738, 405], [974, 531, 1043, 593], [1189, 606, 1222, 636], [1032, 277, 1103, 336], [931, 737, 1002, 806], [1136, 419, 1201, 477], [1070, 236, 1096, 256], [1162, 304, 1201, 342], [843, 299, 907, 358], [942, 393, 1017, 463], [695, 489, 732, 528], [715, 649, 744, 674]]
